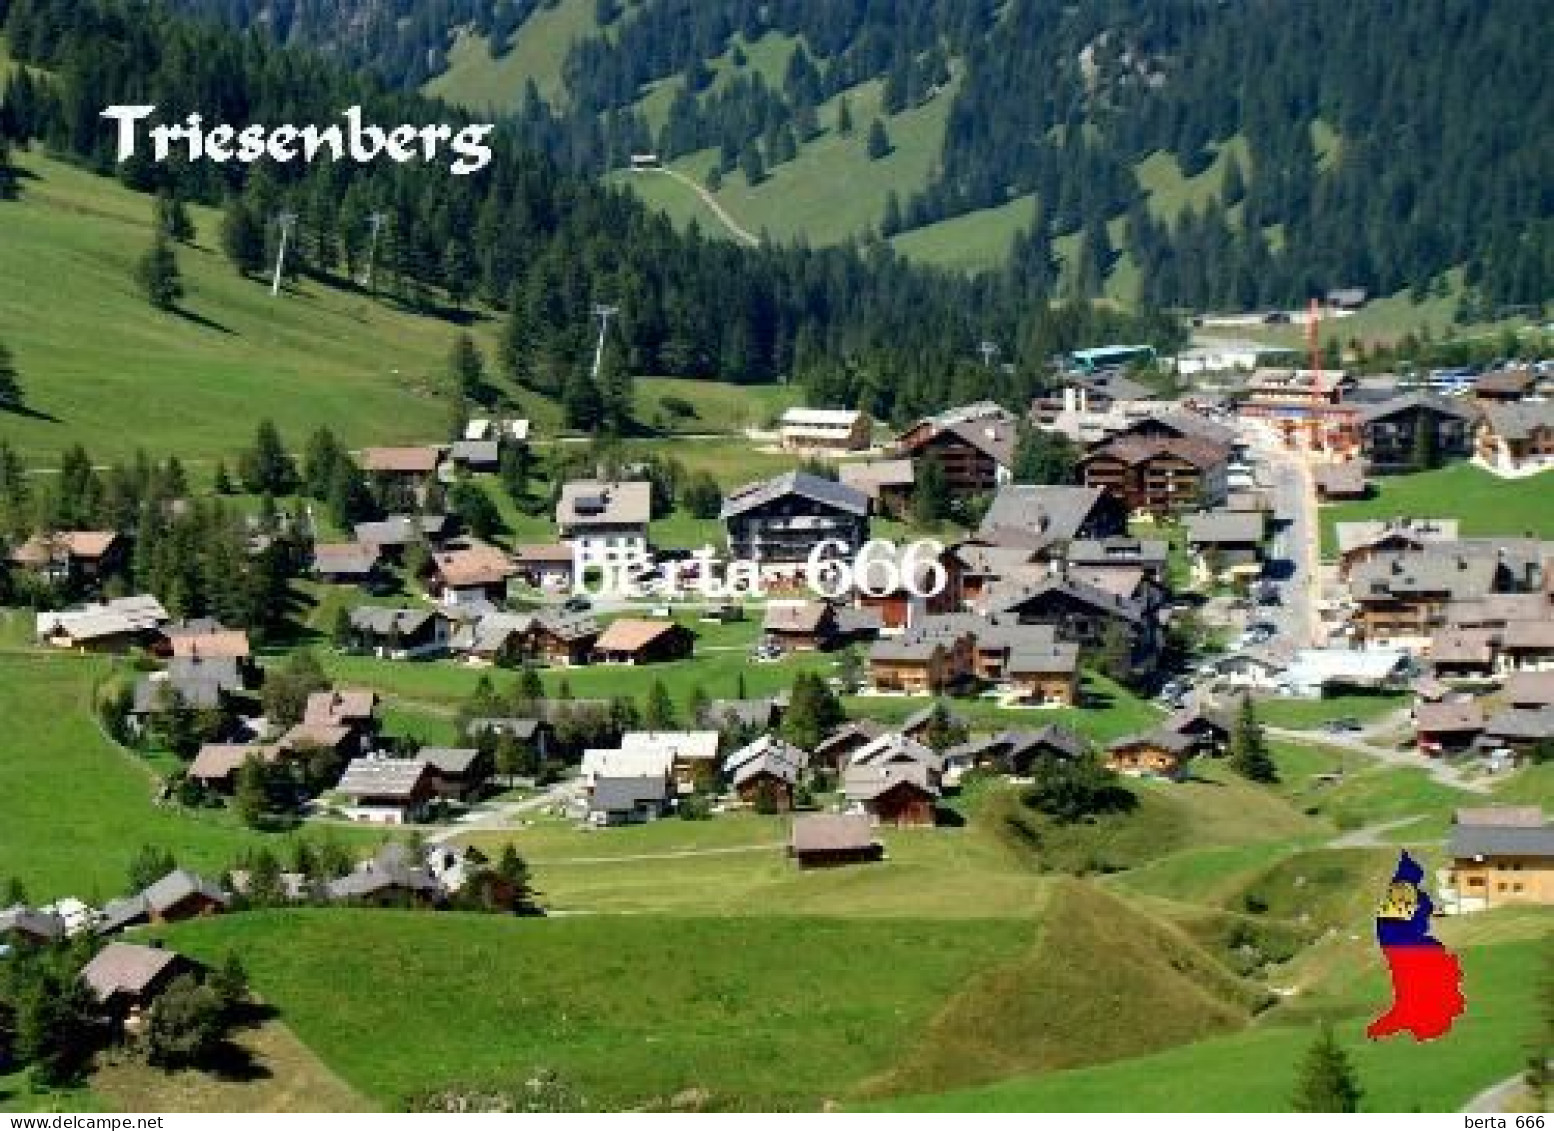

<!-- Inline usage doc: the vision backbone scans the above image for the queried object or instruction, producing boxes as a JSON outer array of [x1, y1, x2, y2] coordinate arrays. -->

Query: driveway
[[429, 778, 586, 844]]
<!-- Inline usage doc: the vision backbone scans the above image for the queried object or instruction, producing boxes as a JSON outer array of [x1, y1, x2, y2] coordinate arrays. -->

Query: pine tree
[[1230, 696, 1279, 783], [0, 340, 22, 412], [137, 231, 184, 310], [449, 333, 486, 404], [644, 678, 677, 730], [866, 118, 891, 160], [221, 196, 265, 276], [0, 136, 17, 201], [740, 142, 765, 186], [913, 458, 951, 526], [233, 755, 270, 829], [1291, 1025, 1363, 1112], [212, 460, 233, 494], [154, 188, 195, 243], [836, 95, 854, 136]]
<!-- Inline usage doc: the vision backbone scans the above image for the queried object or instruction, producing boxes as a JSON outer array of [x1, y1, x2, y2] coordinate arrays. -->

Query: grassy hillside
[[1319, 463, 1554, 556], [161, 909, 1034, 1109], [423, 0, 602, 110]]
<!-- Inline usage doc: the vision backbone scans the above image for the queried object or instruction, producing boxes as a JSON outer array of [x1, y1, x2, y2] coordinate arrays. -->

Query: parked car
[[561, 596, 592, 613], [1322, 717, 1363, 734]]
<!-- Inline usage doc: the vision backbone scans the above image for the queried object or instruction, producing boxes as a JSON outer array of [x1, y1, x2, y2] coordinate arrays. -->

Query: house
[[1279, 648, 1410, 698], [843, 763, 939, 827], [1442, 808, 1553, 912], [1004, 635, 1082, 706], [163, 622, 252, 674], [9, 530, 124, 589], [1472, 368, 1537, 403], [1184, 510, 1266, 585], [312, 542, 383, 586], [1480, 706, 1554, 759], [721, 471, 870, 570], [465, 717, 554, 763], [1349, 552, 1503, 647], [326, 843, 442, 907], [129, 667, 240, 734], [36, 595, 169, 652], [593, 618, 695, 664], [850, 731, 944, 787], [511, 543, 576, 591], [304, 689, 380, 743], [451, 612, 532, 665], [526, 608, 601, 666], [838, 458, 916, 519], [1079, 434, 1232, 514], [1504, 671, 1554, 710], [727, 736, 807, 809], [80, 943, 195, 1026], [334, 758, 436, 823], [812, 719, 889, 770], [1105, 729, 1196, 779], [188, 743, 282, 790], [619, 731, 720, 790], [1312, 461, 1370, 502], [987, 570, 1160, 676], [944, 725, 1086, 776], [1413, 700, 1486, 755], [141, 870, 229, 923], [975, 485, 1128, 554], [557, 480, 652, 565], [1427, 628, 1498, 680], [1326, 287, 1368, 311], [867, 620, 978, 694], [1356, 394, 1475, 471], [347, 607, 449, 658], [418, 747, 492, 801], [764, 600, 840, 652], [358, 446, 444, 490], [1501, 622, 1554, 673], [851, 542, 961, 631], [444, 439, 501, 474], [1476, 401, 1554, 474], [1334, 518, 1459, 580], [353, 514, 455, 558], [895, 402, 1017, 495], [588, 774, 671, 825], [1065, 536, 1170, 585], [0, 905, 66, 948], [427, 542, 515, 606], [1160, 705, 1233, 755], [778, 407, 872, 452], [788, 814, 883, 868]]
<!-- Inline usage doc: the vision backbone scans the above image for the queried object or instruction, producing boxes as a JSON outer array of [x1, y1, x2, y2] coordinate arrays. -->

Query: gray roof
[[977, 486, 1112, 547], [448, 440, 500, 465], [532, 608, 601, 641], [80, 942, 183, 1000], [1480, 401, 1554, 442], [1184, 510, 1265, 547], [1108, 728, 1197, 755], [132, 675, 226, 714], [335, 757, 432, 798], [790, 814, 877, 854], [353, 514, 451, 546], [557, 480, 653, 528], [1448, 823, 1554, 859], [1335, 518, 1459, 557], [1357, 392, 1475, 426], [843, 761, 939, 802], [349, 606, 439, 636], [1066, 537, 1169, 569], [1007, 641, 1081, 674], [945, 725, 1086, 767], [166, 655, 244, 690], [838, 459, 916, 495], [142, 869, 227, 914], [419, 747, 484, 775], [720, 470, 869, 520], [725, 735, 808, 780], [987, 573, 1147, 623], [1351, 553, 1500, 604], [1483, 706, 1554, 741], [590, 774, 670, 813], [1504, 671, 1554, 707], [0, 904, 66, 941], [96, 894, 150, 935], [313, 542, 379, 575]]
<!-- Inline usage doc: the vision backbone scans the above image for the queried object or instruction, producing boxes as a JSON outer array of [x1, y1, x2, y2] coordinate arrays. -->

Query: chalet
[[764, 599, 840, 651], [976, 484, 1128, 554], [727, 735, 807, 809], [1443, 808, 1554, 912], [843, 763, 939, 827], [358, 446, 444, 490], [188, 743, 281, 791], [588, 775, 670, 825], [1237, 368, 1361, 454], [36, 595, 168, 652], [1356, 394, 1475, 471], [721, 471, 870, 570], [142, 870, 229, 923], [778, 407, 872, 452], [852, 541, 961, 631], [129, 666, 241, 732], [526, 608, 601, 666], [1102, 410, 1238, 449], [1481, 706, 1554, 759], [511, 543, 575, 591], [451, 611, 531, 665], [896, 402, 1017, 496], [1413, 700, 1486, 755], [1160, 706, 1233, 756], [1312, 461, 1370, 502], [444, 439, 501, 474], [1476, 401, 1554, 474], [593, 618, 694, 664], [1105, 729, 1196, 779], [0, 906, 66, 948], [987, 570, 1160, 675], [1349, 553, 1503, 647], [1472, 368, 1537, 403], [1334, 518, 1459, 580], [334, 758, 436, 823], [838, 458, 915, 519], [788, 814, 883, 868], [326, 843, 441, 907], [557, 480, 652, 564], [80, 943, 195, 1028], [812, 719, 889, 770], [1504, 672, 1554, 710], [162, 622, 253, 678], [304, 689, 380, 741], [1065, 536, 1170, 585], [944, 724, 1086, 776], [1079, 434, 1231, 514], [948, 542, 1042, 608], [867, 619, 977, 694], [347, 606, 449, 658], [353, 514, 455, 558], [850, 731, 944, 785], [419, 746, 492, 801], [8, 530, 123, 588], [1501, 622, 1554, 673], [311, 542, 383, 586], [1004, 636, 1082, 706], [427, 542, 515, 607], [1184, 510, 1266, 585], [619, 730, 720, 791], [1427, 628, 1498, 680]]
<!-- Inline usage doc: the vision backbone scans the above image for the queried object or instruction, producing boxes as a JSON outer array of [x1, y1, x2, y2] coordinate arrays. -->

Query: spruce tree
[[913, 458, 951, 526], [1291, 1025, 1363, 1112], [221, 196, 265, 276], [137, 231, 184, 310], [1230, 696, 1279, 783], [836, 95, 854, 136], [449, 333, 486, 404], [866, 118, 891, 159], [644, 678, 677, 730]]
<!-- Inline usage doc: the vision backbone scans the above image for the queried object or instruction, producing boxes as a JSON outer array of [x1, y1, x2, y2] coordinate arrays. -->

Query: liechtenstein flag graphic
[[1366, 851, 1466, 1041]]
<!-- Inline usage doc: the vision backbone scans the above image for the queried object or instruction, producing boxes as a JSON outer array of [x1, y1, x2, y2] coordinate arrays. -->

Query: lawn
[[1133, 134, 1251, 224], [635, 376, 801, 433], [0, 151, 519, 467], [1319, 463, 1554, 557], [0, 653, 381, 900], [1257, 692, 1408, 730], [872, 931, 1549, 1112], [160, 909, 1035, 1110], [889, 194, 1040, 273]]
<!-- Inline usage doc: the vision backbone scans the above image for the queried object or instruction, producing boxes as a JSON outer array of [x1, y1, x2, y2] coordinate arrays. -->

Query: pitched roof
[[511, 542, 576, 565], [532, 607, 601, 642], [619, 730, 720, 762], [348, 606, 439, 636], [447, 439, 500, 465], [1414, 700, 1486, 733], [780, 407, 865, 428], [1082, 433, 1231, 471], [1312, 461, 1368, 494], [432, 543, 515, 588], [976, 485, 1114, 547], [335, 757, 432, 799], [1480, 400, 1554, 442], [1184, 510, 1265, 546], [1108, 728, 1197, 755], [419, 747, 484, 775], [304, 689, 378, 725], [142, 869, 227, 913], [353, 514, 451, 546], [1066, 536, 1169, 569], [10, 530, 119, 564], [590, 774, 670, 812], [0, 905, 66, 941], [1428, 627, 1497, 665], [814, 719, 888, 758], [1356, 392, 1475, 425], [1455, 806, 1545, 828], [188, 743, 279, 781], [1504, 671, 1554, 707], [1472, 369, 1535, 396], [80, 942, 183, 1001], [1483, 705, 1554, 741], [1502, 621, 1554, 651], [1006, 640, 1081, 675], [168, 628, 250, 660], [843, 761, 939, 801], [594, 618, 685, 653], [1350, 552, 1500, 604], [312, 542, 380, 575], [1447, 822, 1554, 860], [850, 732, 943, 774], [790, 813, 877, 854], [359, 446, 443, 473], [725, 734, 808, 780], [764, 600, 834, 634], [557, 480, 653, 528], [720, 470, 868, 519], [838, 459, 916, 495], [987, 572, 1146, 623]]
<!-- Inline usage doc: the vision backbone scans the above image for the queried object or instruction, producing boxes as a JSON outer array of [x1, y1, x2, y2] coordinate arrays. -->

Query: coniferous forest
[[166, 0, 1551, 312]]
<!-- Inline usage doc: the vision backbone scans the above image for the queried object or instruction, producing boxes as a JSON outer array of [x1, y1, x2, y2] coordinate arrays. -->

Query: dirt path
[[634, 166, 761, 247]]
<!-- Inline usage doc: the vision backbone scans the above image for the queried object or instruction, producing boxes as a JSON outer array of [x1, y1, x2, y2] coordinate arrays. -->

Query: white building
[[778, 407, 872, 452]]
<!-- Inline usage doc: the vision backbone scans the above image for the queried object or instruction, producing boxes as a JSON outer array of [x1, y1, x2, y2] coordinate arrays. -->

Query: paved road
[[428, 778, 585, 844], [1245, 426, 1322, 648]]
